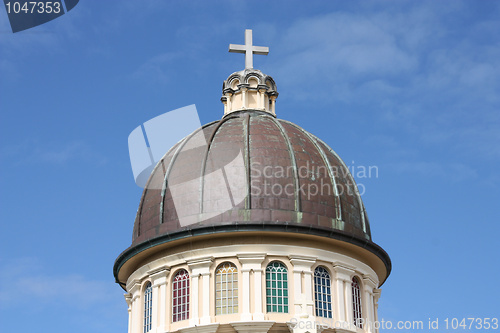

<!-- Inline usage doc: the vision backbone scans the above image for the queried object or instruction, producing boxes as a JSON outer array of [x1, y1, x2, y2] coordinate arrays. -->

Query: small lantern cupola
[[221, 29, 278, 117]]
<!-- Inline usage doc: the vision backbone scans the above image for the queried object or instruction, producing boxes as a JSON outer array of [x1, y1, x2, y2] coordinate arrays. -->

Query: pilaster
[[373, 289, 382, 333], [187, 257, 214, 326], [149, 266, 170, 333], [289, 255, 317, 333], [128, 280, 142, 333], [124, 293, 133, 333], [362, 275, 377, 333], [333, 264, 355, 330], [237, 253, 266, 321]]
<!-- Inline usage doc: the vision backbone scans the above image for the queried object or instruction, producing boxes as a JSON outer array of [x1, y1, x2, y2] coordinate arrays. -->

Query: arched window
[[266, 261, 288, 313], [143, 282, 152, 333], [215, 262, 238, 315], [352, 276, 363, 328], [172, 269, 190, 322], [314, 266, 332, 318]]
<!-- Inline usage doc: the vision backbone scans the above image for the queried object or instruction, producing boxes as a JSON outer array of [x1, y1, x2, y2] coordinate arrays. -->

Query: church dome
[[114, 32, 392, 333], [121, 109, 389, 273]]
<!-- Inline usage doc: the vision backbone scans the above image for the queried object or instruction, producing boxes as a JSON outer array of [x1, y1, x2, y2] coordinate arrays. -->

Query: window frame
[[314, 266, 333, 318], [143, 281, 153, 333], [172, 269, 190, 323], [265, 261, 289, 313], [352, 276, 363, 328], [215, 262, 239, 315]]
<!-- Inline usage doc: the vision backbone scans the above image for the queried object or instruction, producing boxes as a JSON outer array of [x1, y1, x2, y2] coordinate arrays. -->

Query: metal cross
[[229, 29, 269, 69]]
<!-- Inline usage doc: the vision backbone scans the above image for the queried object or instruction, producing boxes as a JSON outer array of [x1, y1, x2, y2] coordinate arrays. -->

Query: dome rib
[[243, 113, 251, 209], [158, 121, 218, 225], [285, 120, 342, 220], [312, 134, 368, 237], [199, 115, 239, 213], [131, 111, 374, 245], [265, 115, 301, 212]]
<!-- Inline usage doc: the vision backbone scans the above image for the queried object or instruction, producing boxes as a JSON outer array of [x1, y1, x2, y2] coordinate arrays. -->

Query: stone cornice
[[230, 321, 275, 333], [289, 255, 317, 272], [187, 256, 214, 275]]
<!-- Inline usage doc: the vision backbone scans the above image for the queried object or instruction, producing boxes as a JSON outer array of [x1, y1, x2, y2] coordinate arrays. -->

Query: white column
[[335, 279, 345, 323], [226, 93, 233, 112], [259, 89, 266, 109], [270, 96, 276, 114], [240, 267, 251, 321], [363, 288, 372, 332], [241, 87, 247, 109], [190, 274, 200, 326], [253, 268, 264, 321], [237, 253, 266, 321], [222, 98, 227, 115], [362, 276, 377, 333], [344, 278, 354, 330], [304, 270, 313, 316], [373, 289, 382, 333], [333, 264, 355, 331], [200, 271, 211, 324], [289, 255, 317, 333], [124, 293, 133, 333], [127, 279, 142, 333], [149, 266, 170, 333], [293, 270, 302, 316], [132, 295, 141, 333], [187, 257, 214, 326]]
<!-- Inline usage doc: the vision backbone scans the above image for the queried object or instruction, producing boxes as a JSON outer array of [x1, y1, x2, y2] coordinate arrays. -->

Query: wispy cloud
[[389, 161, 478, 183], [269, 3, 500, 161], [131, 52, 182, 84], [0, 139, 107, 166], [0, 257, 117, 309]]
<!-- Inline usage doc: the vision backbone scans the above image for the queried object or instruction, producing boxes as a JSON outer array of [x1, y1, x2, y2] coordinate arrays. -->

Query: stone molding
[[230, 321, 275, 333]]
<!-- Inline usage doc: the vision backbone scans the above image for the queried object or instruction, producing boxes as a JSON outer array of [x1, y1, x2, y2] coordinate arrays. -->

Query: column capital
[[237, 253, 266, 270], [187, 256, 214, 275], [148, 265, 170, 278], [289, 255, 316, 273], [332, 263, 355, 281], [362, 274, 378, 290], [127, 278, 142, 295], [237, 253, 266, 263], [148, 265, 171, 286], [124, 293, 133, 307]]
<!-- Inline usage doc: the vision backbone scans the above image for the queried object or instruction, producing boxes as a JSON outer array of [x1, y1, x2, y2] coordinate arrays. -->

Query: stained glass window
[[314, 266, 332, 318], [265, 261, 288, 313], [143, 282, 152, 333], [172, 269, 190, 322], [215, 262, 238, 315], [352, 276, 363, 328]]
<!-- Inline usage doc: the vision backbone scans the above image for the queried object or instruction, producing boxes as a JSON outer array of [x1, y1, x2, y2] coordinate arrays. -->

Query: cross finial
[[229, 29, 269, 69]]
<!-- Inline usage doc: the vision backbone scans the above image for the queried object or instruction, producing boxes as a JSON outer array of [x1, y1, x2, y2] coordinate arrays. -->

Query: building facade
[[114, 30, 391, 333]]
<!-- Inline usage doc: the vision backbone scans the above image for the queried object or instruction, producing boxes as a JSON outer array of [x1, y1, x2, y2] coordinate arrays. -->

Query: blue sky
[[1, 1, 499, 332]]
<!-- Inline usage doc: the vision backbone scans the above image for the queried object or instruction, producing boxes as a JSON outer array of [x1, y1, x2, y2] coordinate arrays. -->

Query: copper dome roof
[[133, 110, 373, 245], [114, 109, 391, 286]]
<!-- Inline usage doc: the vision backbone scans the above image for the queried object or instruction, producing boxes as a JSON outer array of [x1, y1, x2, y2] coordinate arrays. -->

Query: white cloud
[[0, 257, 117, 309], [389, 161, 478, 183], [267, 3, 500, 161], [0, 139, 107, 166], [131, 52, 181, 84]]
